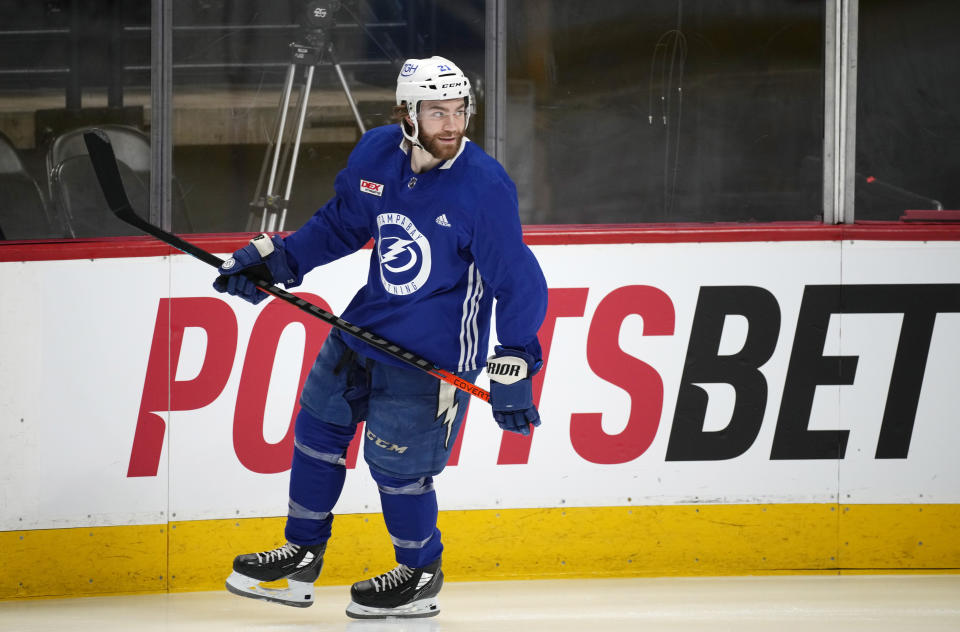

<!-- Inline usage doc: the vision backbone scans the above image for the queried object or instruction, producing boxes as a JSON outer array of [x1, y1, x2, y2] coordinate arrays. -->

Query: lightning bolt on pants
[[371, 469, 443, 568]]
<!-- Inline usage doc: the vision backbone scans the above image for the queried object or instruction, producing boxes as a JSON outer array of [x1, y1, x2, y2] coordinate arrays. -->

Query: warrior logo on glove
[[486, 356, 527, 384]]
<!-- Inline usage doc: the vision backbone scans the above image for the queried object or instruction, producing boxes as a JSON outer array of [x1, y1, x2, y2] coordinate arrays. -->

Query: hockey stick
[[82, 129, 490, 403]]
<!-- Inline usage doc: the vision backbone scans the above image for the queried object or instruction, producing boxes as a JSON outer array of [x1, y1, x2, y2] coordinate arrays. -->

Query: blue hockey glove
[[212, 233, 297, 305], [487, 346, 543, 436]]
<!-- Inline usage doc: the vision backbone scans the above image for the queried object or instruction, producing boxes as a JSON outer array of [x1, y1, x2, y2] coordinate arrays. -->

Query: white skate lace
[[372, 564, 414, 592], [256, 542, 300, 564]]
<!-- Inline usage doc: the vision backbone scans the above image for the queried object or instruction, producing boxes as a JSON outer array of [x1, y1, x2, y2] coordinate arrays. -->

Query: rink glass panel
[[0, 1, 151, 240], [853, 0, 960, 220], [0, 3, 958, 231], [503, 0, 826, 224], [170, 0, 487, 234]]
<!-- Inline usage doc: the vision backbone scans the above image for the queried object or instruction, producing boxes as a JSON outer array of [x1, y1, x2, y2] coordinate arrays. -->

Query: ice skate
[[225, 541, 325, 607], [345, 558, 443, 619]]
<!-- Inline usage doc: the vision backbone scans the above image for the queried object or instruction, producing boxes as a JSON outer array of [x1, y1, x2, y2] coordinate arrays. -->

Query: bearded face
[[419, 126, 464, 160], [410, 98, 467, 160]]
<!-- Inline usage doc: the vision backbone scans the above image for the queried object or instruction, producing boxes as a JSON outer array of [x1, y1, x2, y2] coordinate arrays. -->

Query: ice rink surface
[[2, 575, 959, 632]]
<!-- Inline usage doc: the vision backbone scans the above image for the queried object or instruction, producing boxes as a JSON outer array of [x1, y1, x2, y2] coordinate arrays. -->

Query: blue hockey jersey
[[283, 124, 548, 372]]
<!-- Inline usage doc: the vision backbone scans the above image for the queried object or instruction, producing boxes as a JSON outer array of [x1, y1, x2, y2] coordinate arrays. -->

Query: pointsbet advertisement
[[2, 238, 959, 531]]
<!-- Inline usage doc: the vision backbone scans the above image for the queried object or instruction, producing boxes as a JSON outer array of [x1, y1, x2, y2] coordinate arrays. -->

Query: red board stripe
[[1, 222, 959, 263]]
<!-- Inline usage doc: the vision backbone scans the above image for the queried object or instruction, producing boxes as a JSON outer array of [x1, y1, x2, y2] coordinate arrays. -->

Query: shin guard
[[371, 468, 443, 568], [285, 408, 357, 545]]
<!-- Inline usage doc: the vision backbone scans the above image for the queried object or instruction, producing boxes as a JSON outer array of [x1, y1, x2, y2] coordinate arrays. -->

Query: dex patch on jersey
[[360, 179, 384, 196], [376, 212, 432, 296]]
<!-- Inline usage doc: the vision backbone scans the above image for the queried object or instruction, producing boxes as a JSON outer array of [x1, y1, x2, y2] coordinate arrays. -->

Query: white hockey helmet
[[396, 56, 474, 145]]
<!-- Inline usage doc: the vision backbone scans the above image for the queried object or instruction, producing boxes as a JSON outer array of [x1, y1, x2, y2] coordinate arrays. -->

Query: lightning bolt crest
[[380, 238, 413, 264]]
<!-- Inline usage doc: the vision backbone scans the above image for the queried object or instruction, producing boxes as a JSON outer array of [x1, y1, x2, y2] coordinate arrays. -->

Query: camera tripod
[[247, 1, 397, 232]]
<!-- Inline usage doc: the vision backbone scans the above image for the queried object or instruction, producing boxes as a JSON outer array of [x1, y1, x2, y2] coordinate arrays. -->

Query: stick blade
[[83, 129, 136, 218]]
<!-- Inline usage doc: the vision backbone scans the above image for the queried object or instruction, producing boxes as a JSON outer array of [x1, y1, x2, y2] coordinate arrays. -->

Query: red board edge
[[2, 221, 960, 263]]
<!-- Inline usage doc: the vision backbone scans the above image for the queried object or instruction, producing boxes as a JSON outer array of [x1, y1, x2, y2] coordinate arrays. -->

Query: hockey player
[[214, 56, 547, 619]]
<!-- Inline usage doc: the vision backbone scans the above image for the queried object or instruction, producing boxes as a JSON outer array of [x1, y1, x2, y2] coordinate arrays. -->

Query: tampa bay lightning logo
[[376, 212, 431, 295]]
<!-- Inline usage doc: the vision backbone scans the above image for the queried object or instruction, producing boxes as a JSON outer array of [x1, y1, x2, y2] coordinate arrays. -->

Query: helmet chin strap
[[402, 110, 424, 150], [402, 114, 444, 169]]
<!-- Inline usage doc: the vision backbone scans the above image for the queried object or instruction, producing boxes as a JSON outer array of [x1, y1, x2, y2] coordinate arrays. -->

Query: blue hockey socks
[[370, 469, 443, 568], [284, 408, 356, 545]]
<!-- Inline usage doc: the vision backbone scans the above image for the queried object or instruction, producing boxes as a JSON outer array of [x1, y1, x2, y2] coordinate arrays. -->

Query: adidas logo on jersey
[[435, 214, 451, 227]]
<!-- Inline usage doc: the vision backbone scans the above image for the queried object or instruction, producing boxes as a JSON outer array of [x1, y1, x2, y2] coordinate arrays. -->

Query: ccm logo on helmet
[[441, 82, 464, 89]]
